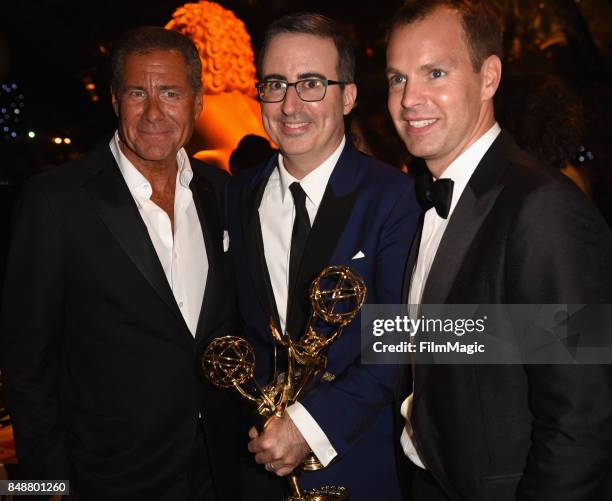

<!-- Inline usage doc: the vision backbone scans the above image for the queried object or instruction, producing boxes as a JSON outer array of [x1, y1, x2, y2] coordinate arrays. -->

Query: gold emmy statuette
[[202, 266, 366, 501]]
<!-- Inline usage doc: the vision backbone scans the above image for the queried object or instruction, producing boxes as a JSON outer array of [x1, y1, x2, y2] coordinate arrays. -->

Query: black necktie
[[417, 175, 454, 219], [288, 182, 311, 310]]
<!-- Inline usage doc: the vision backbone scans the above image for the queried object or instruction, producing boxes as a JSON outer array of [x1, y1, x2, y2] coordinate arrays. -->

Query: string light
[[0, 82, 25, 140]]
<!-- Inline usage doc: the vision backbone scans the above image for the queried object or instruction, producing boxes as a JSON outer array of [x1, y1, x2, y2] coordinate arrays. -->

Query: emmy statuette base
[[286, 485, 349, 501]]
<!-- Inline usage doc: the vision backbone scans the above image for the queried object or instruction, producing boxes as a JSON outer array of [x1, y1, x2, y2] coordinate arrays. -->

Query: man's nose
[[401, 78, 425, 110], [143, 96, 163, 121], [281, 85, 303, 115]]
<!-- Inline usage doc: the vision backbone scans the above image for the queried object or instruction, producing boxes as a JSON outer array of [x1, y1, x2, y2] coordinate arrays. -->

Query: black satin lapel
[[190, 173, 222, 343], [421, 186, 502, 306], [242, 174, 282, 330], [85, 159, 183, 322], [414, 193, 497, 404], [415, 133, 510, 399], [285, 187, 358, 339], [420, 132, 511, 306]]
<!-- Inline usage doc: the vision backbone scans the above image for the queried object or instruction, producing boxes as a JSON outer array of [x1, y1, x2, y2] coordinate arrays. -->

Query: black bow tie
[[417, 175, 454, 219]]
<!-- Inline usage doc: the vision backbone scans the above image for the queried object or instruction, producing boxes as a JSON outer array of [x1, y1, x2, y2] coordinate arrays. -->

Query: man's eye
[[431, 69, 446, 78], [388, 75, 406, 87], [267, 81, 285, 90], [163, 90, 179, 98], [304, 79, 323, 89], [128, 90, 145, 98]]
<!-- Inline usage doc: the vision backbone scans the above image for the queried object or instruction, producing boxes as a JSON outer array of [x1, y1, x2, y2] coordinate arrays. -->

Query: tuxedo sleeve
[[508, 180, 612, 501], [297, 180, 420, 458], [0, 179, 69, 479]]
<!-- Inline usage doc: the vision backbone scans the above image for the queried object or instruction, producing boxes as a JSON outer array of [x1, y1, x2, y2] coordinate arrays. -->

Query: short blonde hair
[[166, 1, 257, 97]]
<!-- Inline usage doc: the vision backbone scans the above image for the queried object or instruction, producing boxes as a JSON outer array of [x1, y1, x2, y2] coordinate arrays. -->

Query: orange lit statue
[[166, 1, 270, 171]]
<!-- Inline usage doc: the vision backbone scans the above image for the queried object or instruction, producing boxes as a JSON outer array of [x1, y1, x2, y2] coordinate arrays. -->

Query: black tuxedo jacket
[[399, 131, 612, 501], [0, 140, 242, 500]]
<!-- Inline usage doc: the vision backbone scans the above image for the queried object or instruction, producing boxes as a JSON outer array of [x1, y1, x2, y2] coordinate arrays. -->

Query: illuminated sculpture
[[0, 425, 15, 463], [166, 1, 270, 170]]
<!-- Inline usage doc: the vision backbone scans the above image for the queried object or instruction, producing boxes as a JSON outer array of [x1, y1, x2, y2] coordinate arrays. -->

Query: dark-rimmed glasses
[[255, 78, 346, 103]]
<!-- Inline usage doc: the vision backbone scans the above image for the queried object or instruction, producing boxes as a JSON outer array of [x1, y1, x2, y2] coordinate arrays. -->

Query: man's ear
[[342, 83, 357, 115], [194, 90, 204, 120], [480, 54, 502, 101], [111, 87, 119, 117]]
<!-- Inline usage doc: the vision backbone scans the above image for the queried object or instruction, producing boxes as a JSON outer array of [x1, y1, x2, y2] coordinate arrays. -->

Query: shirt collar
[[109, 131, 193, 207], [277, 136, 345, 208], [437, 122, 501, 217]]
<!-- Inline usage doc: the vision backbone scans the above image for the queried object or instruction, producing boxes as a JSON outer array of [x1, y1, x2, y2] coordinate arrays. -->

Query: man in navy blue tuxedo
[[226, 12, 421, 501]]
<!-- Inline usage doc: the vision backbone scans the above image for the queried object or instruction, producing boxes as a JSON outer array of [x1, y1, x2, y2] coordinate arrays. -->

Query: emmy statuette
[[202, 266, 366, 501]]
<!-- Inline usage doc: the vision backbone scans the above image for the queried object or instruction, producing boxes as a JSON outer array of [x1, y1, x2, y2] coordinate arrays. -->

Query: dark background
[[1, 0, 611, 173], [1, 0, 611, 270], [1, 0, 611, 468]]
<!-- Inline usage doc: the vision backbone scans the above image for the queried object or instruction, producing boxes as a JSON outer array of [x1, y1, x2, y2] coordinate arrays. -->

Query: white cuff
[[400, 394, 426, 469], [286, 402, 337, 467]]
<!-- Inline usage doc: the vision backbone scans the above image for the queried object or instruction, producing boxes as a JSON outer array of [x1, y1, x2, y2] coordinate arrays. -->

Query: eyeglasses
[[255, 78, 347, 103]]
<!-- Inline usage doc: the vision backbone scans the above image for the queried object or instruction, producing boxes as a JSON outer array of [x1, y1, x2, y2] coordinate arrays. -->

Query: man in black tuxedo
[[386, 1, 612, 500], [0, 27, 241, 500]]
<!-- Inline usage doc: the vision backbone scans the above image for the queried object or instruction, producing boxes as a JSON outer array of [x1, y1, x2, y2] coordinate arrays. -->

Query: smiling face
[[112, 49, 203, 172], [386, 7, 500, 176], [259, 33, 356, 176]]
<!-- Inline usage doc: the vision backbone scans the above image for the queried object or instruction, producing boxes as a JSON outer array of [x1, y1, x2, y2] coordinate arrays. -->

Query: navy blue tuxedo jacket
[[226, 140, 421, 501]]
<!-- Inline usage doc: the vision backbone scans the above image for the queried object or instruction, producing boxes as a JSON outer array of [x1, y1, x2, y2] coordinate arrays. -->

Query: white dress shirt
[[110, 132, 207, 336], [259, 136, 345, 467], [401, 123, 501, 468]]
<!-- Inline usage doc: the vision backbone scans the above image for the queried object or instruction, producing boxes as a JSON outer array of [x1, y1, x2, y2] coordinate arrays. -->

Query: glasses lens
[[259, 81, 286, 102], [296, 79, 326, 102]]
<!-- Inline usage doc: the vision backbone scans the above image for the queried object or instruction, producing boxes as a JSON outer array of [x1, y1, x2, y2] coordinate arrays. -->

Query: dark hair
[[229, 135, 276, 175], [390, 0, 503, 72], [257, 12, 355, 83], [110, 26, 202, 94]]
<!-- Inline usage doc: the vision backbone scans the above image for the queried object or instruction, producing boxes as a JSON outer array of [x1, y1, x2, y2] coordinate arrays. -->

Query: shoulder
[[501, 139, 611, 254], [190, 157, 230, 193], [500, 140, 592, 213], [227, 157, 274, 195], [474, 132, 586, 214], [20, 145, 107, 201], [353, 152, 415, 201]]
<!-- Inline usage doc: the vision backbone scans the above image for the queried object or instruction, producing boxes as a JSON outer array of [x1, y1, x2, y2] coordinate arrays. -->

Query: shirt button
[[178, 301, 184, 308]]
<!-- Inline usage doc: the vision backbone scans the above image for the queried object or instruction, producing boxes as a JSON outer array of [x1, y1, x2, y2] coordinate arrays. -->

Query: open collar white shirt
[[402, 123, 501, 469], [109, 131, 207, 337]]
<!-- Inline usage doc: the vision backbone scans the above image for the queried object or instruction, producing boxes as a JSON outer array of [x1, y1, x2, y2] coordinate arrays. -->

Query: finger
[[275, 466, 294, 477], [255, 451, 274, 464], [263, 414, 280, 430], [248, 426, 259, 439], [248, 432, 272, 453], [248, 437, 265, 454]]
